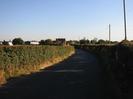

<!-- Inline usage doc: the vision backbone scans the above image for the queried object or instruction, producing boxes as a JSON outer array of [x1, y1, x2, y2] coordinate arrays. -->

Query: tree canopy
[[12, 38, 24, 45]]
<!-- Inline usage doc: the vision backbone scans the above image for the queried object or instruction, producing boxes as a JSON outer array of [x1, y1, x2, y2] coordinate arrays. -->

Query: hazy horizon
[[0, 0, 133, 41]]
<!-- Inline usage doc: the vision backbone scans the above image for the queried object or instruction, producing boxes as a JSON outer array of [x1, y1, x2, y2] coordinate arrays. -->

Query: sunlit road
[[0, 49, 121, 99]]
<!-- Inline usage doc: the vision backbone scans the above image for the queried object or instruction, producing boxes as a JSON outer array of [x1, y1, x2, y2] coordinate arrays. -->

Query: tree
[[39, 40, 45, 45], [90, 38, 98, 44], [45, 39, 53, 45], [12, 38, 24, 45], [79, 39, 90, 45], [25, 41, 31, 45], [97, 39, 106, 44], [2, 40, 9, 45]]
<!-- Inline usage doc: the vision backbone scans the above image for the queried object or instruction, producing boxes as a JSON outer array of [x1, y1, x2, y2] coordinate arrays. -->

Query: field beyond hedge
[[0, 45, 75, 85]]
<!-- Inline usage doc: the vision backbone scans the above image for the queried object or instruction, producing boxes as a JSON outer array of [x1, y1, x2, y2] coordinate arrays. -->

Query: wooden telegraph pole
[[109, 24, 111, 43], [123, 0, 127, 40]]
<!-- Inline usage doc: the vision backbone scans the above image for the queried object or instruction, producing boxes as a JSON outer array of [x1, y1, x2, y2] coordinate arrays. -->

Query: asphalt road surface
[[0, 49, 121, 99]]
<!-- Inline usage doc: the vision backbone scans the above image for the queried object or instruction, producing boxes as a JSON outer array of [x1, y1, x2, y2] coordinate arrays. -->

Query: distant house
[[0, 41, 2, 45], [30, 41, 39, 45], [8, 41, 13, 46], [56, 38, 66, 45]]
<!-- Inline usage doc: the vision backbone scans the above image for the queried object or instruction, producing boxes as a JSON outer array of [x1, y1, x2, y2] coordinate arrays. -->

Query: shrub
[[44, 39, 53, 45], [12, 38, 24, 45], [76, 44, 133, 97], [25, 41, 31, 45], [39, 40, 45, 45], [0, 70, 6, 85], [0, 45, 75, 83], [2, 40, 9, 45]]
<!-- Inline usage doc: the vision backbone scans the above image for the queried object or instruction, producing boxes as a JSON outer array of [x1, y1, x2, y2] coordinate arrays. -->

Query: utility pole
[[109, 24, 111, 43], [123, 0, 127, 40]]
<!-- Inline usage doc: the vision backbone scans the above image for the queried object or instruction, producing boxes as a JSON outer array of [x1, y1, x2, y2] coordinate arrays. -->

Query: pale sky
[[0, 0, 133, 41]]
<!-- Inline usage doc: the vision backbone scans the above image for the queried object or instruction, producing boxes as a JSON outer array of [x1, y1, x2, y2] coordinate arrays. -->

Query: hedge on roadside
[[0, 45, 75, 84], [75, 43, 133, 97]]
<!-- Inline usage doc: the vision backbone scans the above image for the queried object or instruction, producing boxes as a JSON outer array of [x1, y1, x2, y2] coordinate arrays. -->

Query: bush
[[0, 45, 75, 83], [44, 39, 53, 45], [0, 70, 6, 85], [39, 40, 45, 45], [25, 41, 31, 45], [12, 38, 24, 45], [76, 43, 133, 97], [2, 40, 9, 45]]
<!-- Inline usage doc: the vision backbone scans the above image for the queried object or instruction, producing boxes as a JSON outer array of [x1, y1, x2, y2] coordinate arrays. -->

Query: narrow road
[[0, 49, 120, 99]]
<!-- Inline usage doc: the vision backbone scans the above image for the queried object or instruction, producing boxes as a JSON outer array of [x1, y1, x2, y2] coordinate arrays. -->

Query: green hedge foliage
[[0, 45, 75, 82], [75, 44, 133, 97]]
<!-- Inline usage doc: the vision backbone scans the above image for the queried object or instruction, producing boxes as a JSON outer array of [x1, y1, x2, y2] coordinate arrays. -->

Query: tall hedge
[[75, 43, 133, 97], [0, 45, 75, 83]]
